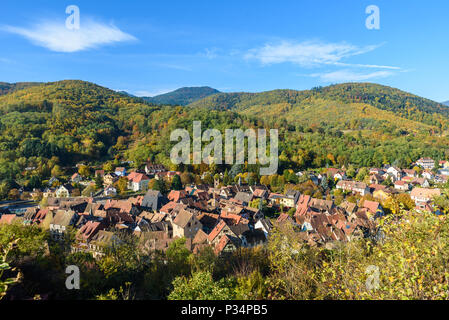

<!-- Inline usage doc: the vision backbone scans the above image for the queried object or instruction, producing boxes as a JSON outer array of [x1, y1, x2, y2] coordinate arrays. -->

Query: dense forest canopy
[[189, 83, 449, 129]]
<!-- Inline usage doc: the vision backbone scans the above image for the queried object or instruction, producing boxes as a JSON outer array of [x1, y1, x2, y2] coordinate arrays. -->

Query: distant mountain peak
[[142, 86, 220, 106], [442, 101, 449, 106]]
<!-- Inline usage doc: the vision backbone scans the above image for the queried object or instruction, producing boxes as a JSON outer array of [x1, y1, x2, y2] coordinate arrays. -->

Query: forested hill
[[0, 80, 161, 168], [0, 82, 42, 96], [188, 83, 449, 129], [143, 86, 220, 105]]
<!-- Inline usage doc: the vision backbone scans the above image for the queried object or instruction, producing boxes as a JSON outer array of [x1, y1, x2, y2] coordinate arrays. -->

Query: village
[[0, 157, 447, 257]]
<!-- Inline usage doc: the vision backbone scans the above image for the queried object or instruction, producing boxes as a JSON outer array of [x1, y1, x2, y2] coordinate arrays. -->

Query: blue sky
[[0, 0, 448, 101]]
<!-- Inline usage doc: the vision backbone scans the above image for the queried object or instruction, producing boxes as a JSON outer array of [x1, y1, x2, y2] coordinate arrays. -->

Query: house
[[172, 209, 202, 239], [168, 190, 188, 203], [71, 173, 82, 183], [415, 201, 434, 213], [369, 174, 383, 185], [252, 188, 269, 199], [75, 221, 105, 243], [104, 199, 140, 217], [214, 234, 238, 256], [72, 220, 106, 253], [369, 183, 386, 193], [362, 200, 384, 219], [402, 169, 417, 178], [416, 157, 435, 170], [327, 168, 346, 181], [50, 210, 79, 240], [280, 190, 301, 208], [267, 193, 284, 206], [89, 230, 120, 259], [254, 219, 273, 239], [219, 187, 234, 199], [43, 188, 56, 198], [144, 163, 166, 176], [435, 175, 449, 184], [386, 167, 402, 181], [440, 160, 449, 169], [155, 171, 181, 181], [410, 187, 441, 205], [208, 220, 240, 247], [104, 173, 119, 185], [295, 195, 334, 217], [141, 190, 167, 212], [55, 184, 75, 198], [276, 213, 296, 225], [104, 185, 117, 197], [410, 178, 430, 188], [369, 168, 385, 176], [401, 176, 415, 183], [422, 170, 434, 181], [115, 167, 127, 177], [336, 180, 370, 196], [233, 192, 253, 206], [339, 201, 358, 215], [127, 172, 150, 192], [23, 208, 38, 225], [394, 180, 410, 191]]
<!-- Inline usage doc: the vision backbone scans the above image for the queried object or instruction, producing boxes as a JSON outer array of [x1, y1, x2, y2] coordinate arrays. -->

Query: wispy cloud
[[245, 40, 396, 70], [309, 69, 395, 82], [2, 18, 136, 53], [200, 47, 220, 59], [155, 63, 192, 71]]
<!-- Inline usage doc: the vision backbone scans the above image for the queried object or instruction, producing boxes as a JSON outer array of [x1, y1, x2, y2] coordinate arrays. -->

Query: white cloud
[[245, 40, 397, 70], [2, 19, 136, 53], [310, 69, 395, 82]]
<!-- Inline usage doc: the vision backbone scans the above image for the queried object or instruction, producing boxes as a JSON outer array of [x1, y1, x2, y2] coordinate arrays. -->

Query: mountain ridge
[[188, 83, 449, 128], [141, 86, 220, 105]]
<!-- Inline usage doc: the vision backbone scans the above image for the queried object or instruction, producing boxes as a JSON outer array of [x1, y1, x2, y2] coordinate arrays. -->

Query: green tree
[[78, 165, 91, 178], [95, 174, 103, 189], [168, 271, 234, 300], [115, 177, 128, 194], [171, 174, 182, 190]]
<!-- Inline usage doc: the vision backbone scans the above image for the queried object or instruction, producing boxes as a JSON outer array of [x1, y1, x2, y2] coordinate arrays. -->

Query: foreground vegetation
[[1, 209, 448, 300]]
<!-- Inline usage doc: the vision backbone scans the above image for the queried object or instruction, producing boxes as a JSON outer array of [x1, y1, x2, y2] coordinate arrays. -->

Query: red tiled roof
[[208, 220, 227, 243], [362, 200, 380, 214], [168, 190, 188, 202], [295, 195, 311, 216], [0, 214, 17, 225], [127, 172, 150, 183], [214, 234, 230, 255]]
